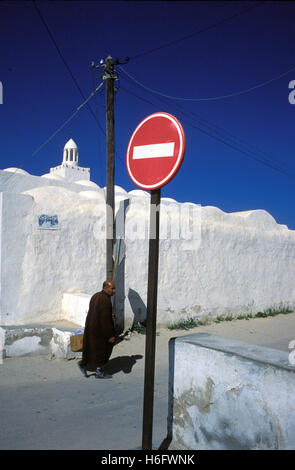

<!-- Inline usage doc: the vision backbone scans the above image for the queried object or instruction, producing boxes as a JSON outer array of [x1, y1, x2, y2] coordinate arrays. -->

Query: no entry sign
[[126, 112, 186, 450], [126, 112, 186, 190]]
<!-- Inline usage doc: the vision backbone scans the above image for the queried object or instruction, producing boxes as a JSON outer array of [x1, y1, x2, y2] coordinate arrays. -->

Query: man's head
[[103, 280, 116, 296]]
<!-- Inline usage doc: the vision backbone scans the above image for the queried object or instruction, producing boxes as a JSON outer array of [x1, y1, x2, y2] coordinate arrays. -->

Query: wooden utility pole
[[104, 56, 115, 280], [91, 56, 129, 281]]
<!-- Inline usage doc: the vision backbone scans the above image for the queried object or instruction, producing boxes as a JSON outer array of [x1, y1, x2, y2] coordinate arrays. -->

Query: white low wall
[[169, 333, 295, 450], [2, 326, 81, 360], [61, 292, 90, 327]]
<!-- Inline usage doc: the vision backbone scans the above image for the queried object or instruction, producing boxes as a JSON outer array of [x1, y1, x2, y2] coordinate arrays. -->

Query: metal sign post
[[126, 112, 186, 450], [142, 188, 161, 450]]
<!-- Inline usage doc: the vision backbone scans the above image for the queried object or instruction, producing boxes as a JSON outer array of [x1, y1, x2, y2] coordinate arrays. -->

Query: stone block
[[169, 333, 295, 450]]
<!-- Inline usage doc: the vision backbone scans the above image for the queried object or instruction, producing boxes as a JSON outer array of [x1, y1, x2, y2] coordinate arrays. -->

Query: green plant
[[166, 305, 293, 332], [167, 317, 200, 331], [130, 322, 161, 336], [237, 314, 249, 320], [254, 306, 292, 319], [224, 314, 235, 322], [255, 311, 268, 318], [131, 322, 146, 335]]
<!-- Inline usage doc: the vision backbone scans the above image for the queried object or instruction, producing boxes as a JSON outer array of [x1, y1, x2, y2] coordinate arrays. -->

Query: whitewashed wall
[[0, 168, 295, 328], [123, 197, 295, 327], [0, 174, 106, 325], [169, 334, 295, 450]]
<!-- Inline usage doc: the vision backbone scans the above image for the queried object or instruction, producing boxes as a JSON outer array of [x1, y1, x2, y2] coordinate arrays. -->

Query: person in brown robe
[[78, 280, 116, 379]]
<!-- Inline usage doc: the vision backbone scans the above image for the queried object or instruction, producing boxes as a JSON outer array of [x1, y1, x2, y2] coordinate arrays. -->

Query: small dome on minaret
[[49, 138, 90, 182], [63, 138, 78, 167]]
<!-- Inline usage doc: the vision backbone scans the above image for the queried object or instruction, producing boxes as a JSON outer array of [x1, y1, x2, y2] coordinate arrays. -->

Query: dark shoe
[[95, 368, 112, 379], [78, 361, 88, 377]]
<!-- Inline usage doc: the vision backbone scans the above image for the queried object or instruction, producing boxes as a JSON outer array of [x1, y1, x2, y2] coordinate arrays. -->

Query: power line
[[118, 80, 295, 180], [3, 82, 105, 188], [177, 106, 294, 174], [130, 2, 265, 61], [142, 79, 294, 174], [90, 67, 106, 188], [118, 64, 295, 102], [32, 0, 105, 136], [185, 118, 295, 179]]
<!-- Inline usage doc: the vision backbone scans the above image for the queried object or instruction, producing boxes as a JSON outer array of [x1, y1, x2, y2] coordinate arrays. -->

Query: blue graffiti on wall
[[38, 214, 59, 229]]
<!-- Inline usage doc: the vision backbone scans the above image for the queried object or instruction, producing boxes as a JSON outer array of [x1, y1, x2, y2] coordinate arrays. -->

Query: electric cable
[[32, 0, 105, 136], [177, 107, 293, 174], [3, 82, 105, 189], [91, 68, 106, 187], [137, 79, 294, 174], [118, 81, 295, 180], [118, 64, 295, 102], [130, 2, 265, 61], [117, 70, 295, 176]]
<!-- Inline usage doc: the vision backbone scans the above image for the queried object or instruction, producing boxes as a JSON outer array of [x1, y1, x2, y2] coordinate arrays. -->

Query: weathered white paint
[[170, 333, 295, 450], [2, 326, 80, 359], [123, 200, 295, 327], [0, 327, 5, 363], [61, 293, 90, 326], [50, 328, 75, 359], [5, 336, 48, 357], [0, 139, 295, 328]]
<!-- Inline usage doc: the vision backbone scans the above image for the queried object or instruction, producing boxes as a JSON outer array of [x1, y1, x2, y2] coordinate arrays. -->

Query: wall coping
[[172, 333, 295, 373]]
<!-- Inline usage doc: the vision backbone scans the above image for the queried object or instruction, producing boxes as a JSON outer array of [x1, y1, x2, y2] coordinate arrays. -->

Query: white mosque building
[[0, 139, 295, 331]]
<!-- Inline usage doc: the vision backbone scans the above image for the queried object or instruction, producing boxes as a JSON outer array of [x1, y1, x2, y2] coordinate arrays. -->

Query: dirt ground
[[1, 312, 294, 450]]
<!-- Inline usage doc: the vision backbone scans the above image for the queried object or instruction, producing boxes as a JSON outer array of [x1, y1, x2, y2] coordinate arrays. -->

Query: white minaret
[[62, 138, 79, 167], [50, 139, 90, 182]]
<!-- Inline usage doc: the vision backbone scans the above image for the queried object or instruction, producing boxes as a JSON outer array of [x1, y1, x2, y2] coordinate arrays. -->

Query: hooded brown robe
[[81, 291, 115, 371]]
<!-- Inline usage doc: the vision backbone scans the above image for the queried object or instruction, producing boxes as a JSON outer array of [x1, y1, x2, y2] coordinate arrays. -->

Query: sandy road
[[0, 312, 294, 450]]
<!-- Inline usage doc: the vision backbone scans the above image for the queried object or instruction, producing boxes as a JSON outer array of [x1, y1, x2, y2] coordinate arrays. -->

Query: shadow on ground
[[103, 354, 143, 375]]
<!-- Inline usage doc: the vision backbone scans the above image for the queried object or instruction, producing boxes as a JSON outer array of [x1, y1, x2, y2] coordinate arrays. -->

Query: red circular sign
[[126, 112, 186, 190]]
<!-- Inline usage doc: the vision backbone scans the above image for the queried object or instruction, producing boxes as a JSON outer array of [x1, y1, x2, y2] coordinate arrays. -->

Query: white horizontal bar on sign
[[133, 142, 175, 159]]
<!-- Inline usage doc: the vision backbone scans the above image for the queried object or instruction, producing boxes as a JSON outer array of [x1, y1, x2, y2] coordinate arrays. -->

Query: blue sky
[[1, 1, 295, 229]]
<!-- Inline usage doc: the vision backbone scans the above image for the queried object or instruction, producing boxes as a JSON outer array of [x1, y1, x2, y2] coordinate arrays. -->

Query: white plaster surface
[[123, 198, 295, 326], [5, 336, 48, 357], [0, 186, 106, 325], [0, 327, 5, 363], [49, 328, 74, 359], [171, 333, 295, 450], [61, 293, 90, 326], [2, 324, 83, 359], [1, 140, 295, 328]]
